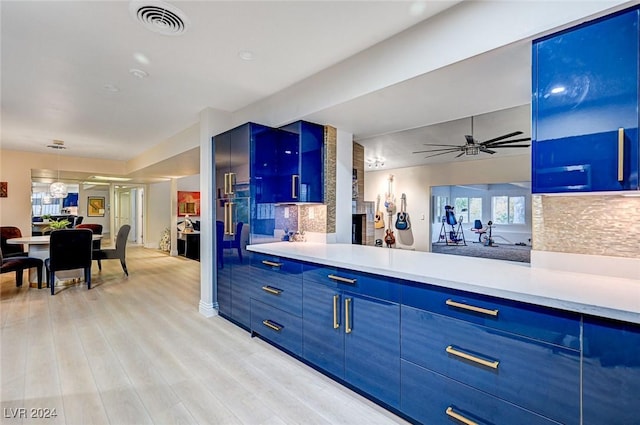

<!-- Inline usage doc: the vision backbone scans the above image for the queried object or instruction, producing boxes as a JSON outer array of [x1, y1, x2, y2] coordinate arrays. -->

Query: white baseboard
[[199, 300, 217, 318], [531, 250, 640, 280]]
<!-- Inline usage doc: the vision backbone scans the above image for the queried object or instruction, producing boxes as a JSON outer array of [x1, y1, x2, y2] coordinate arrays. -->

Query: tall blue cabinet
[[532, 6, 640, 193]]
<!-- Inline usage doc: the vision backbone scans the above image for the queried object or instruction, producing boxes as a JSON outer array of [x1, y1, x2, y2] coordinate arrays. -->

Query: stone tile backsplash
[[532, 194, 640, 258]]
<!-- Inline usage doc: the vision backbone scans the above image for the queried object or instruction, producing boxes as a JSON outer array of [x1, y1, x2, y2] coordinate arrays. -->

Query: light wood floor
[[1, 246, 409, 425]]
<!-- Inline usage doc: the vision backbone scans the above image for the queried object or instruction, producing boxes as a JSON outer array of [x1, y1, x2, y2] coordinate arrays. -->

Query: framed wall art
[[0, 182, 7, 197], [178, 191, 200, 216], [87, 196, 105, 217]]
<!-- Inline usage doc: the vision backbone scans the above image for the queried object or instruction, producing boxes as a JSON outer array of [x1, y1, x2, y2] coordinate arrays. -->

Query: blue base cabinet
[[227, 252, 637, 424], [583, 317, 640, 425], [532, 6, 639, 193]]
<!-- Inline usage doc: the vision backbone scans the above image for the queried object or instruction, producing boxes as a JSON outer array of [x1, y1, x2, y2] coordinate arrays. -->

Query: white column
[[335, 129, 353, 244], [170, 178, 178, 256], [199, 108, 232, 317]]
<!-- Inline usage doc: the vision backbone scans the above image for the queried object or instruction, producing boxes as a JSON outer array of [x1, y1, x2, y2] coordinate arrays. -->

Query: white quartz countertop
[[247, 242, 640, 324]]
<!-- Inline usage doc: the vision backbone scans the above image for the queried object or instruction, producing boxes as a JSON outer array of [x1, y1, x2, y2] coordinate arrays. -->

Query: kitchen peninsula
[[244, 242, 639, 425]]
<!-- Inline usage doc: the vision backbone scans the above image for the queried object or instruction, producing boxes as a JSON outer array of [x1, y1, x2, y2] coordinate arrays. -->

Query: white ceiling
[[1, 1, 630, 183], [1, 1, 457, 159]]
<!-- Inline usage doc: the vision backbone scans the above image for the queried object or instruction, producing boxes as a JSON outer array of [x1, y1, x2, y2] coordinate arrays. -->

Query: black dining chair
[[1, 247, 44, 289], [94, 224, 131, 276], [45, 229, 93, 295]]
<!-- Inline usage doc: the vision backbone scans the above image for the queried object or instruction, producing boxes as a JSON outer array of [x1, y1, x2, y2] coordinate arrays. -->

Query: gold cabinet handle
[[262, 260, 282, 268], [328, 274, 356, 285], [445, 299, 498, 317], [262, 320, 282, 332], [224, 202, 229, 234], [228, 202, 235, 235], [333, 294, 340, 329], [618, 127, 625, 182], [445, 407, 478, 425], [446, 345, 499, 370], [223, 173, 228, 195], [261, 285, 283, 295], [345, 298, 352, 334], [291, 174, 299, 199], [228, 172, 235, 195]]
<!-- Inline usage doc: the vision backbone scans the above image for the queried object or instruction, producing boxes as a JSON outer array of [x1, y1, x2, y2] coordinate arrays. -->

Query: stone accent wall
[[532, 195, 640, 258], [299, 205, 327, 233], [324, 126, 337, 234], [353, 142, 365, 203]]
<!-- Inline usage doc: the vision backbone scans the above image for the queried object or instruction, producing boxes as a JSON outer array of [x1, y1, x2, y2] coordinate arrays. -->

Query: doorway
[[114, 186, 144, 245]]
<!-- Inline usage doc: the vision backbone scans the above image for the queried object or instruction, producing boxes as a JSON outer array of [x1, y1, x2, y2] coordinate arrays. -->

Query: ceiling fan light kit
[[412, 116, 531, 159]]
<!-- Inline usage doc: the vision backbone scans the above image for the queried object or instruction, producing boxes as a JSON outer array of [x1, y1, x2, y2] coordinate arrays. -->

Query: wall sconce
[[367, 158, 385, 169]]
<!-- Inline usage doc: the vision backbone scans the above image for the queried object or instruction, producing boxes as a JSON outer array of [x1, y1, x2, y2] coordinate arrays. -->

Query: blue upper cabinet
[[278, 121, 325, 203], [532, 7, 639, 193]]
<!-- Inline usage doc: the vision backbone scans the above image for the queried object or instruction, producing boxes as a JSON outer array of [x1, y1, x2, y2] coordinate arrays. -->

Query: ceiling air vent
[[130, 1, 190, 36]]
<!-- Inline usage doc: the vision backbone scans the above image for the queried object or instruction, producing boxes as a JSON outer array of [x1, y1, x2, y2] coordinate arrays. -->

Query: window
[[31, 192, 63, 217], [492, 196, 525, 224], [433, 195, 449, 223], [454, 197, 482, 224]]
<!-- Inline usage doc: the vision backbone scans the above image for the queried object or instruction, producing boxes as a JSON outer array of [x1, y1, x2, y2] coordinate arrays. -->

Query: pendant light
[[48, 140, 68, 199]]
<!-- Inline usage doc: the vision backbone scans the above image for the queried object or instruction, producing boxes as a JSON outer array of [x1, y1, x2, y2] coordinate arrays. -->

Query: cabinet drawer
[[251, 253, 304, 277], [402, 283, 580, 349], [249, 276, 302, 317], [401, 360, 559, 425], [250, 299, 302, 357], [302, 263, 400, 303], [401, 306, 580, 424]]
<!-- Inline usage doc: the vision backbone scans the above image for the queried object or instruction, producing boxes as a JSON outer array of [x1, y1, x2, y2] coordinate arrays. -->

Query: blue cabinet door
[[583, 317, 640, 425], [532, 8, 639, 193], [302, 281, 345, 379], [344, 292, 400, 409], [279, 121, 325, 202]]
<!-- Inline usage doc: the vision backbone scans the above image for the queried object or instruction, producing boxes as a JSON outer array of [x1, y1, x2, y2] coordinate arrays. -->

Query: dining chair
[[76, 223, 103, 251], [45, 229, 93, 295], [94, 224, 131, 276], [1, 226, 28, 258], [1, 247, 44, 289], [222, 221, 244, 263]]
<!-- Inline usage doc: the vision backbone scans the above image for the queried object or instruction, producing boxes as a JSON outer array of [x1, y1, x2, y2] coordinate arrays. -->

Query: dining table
[[7, 234, 103, 287]]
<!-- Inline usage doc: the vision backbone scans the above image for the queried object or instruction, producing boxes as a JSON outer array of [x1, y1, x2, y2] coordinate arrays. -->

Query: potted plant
[[41, 214, 51, 223], [47, 218, 71, 231]]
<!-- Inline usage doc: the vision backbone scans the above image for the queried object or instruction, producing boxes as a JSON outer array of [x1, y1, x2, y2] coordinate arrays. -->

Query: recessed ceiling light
[[129, 68, 149, 79], [133, 52, 150, 65], [238, 50, 255, 61], [104, 84, 120, 92]]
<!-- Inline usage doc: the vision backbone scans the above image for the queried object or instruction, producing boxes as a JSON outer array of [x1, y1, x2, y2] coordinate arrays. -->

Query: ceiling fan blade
[[486, 144, 531, 148], [480, 131, 523, 145], [424, 150, 463, 159], [422, 143, 460, 147], [485, 137, 531, 147], [412, 147, 462, 154], [480, 148, 496, 154], [455, 152, 465, 158]]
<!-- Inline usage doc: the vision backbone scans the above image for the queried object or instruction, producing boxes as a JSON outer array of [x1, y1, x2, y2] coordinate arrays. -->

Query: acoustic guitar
[[374, 194, 385, 229], [395, 193, 410, 230]]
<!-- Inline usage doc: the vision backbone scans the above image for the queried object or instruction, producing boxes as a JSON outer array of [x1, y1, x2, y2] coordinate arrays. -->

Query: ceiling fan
[[412, 116, 531, 159]]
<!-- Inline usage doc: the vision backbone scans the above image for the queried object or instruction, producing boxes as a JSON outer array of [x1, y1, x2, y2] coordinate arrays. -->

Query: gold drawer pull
[[446, 299, 498, 317], [261, 286, 283, 295], [618, 127, 625, 182], [262, 320, 283, 332], [446, 345, 499, 369], [262, 260, 282, 268], [445, 407, 478, 425], [345, 298, 352, 334], [333, 294, 340, 329], [328, 274, 356, 284]]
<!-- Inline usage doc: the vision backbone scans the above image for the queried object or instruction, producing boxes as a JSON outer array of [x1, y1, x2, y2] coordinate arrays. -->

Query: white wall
[[146, 181, 171, 249], [364, 154, 531, 252]]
